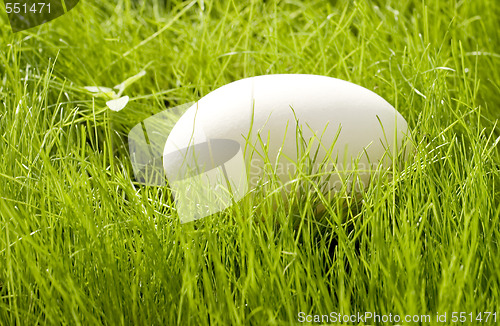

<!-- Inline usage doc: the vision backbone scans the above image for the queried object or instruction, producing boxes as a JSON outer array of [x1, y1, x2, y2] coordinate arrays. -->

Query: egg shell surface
[[163, 74, 410, 220]]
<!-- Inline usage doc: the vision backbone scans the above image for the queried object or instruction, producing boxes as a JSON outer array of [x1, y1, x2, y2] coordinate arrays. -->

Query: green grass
[[1, 0, 499, 324]]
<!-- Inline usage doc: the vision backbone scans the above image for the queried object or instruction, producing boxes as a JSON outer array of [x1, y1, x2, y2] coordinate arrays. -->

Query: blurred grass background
[[0, 0, 499, 324]]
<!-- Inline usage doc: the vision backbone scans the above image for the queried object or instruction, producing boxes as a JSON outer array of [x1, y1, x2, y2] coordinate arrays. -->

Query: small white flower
[[106, 96, 130, 112], [84, 70, 147, 112]]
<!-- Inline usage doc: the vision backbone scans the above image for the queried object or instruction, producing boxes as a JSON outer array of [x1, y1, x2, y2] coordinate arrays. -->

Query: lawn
[[0, 0, 499, 324]]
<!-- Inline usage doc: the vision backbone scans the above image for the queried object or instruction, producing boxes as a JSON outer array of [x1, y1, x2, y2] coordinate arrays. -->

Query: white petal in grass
[[84, 86, 114, 93], [106, 96, 129, 112], [84, 86, 118, 100]]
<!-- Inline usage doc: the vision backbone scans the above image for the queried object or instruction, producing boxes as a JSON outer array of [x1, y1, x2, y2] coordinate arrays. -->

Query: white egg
[[163, 74, 411, 222]]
